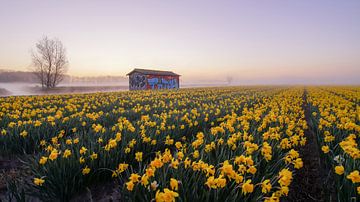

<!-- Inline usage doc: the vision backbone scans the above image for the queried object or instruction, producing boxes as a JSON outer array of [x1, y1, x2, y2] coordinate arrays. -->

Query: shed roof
[[127, 68, 180, 76]]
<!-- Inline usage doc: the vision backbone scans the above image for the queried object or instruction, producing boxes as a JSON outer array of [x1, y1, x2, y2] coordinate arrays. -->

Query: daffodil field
[[0, 86, 359, 201], [307, 87, 360, 200]]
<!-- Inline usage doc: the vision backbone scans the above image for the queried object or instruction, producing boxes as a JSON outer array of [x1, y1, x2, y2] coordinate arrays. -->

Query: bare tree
[[226, 76, 233, 84], [31, 36, 68, 88]]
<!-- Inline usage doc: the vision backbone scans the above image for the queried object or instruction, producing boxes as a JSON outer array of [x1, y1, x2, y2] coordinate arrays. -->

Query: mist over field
[[0, 69, 237, 96], [0, 81, 233, 96], [1, 78, 359, 96]]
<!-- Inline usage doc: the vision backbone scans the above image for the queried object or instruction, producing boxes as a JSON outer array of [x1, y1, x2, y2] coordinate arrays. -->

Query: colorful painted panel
[[146, 75, 179, 89]]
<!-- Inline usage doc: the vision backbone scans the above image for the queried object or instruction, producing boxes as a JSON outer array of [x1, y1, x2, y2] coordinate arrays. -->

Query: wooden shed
[[126, 68, 180, 90]]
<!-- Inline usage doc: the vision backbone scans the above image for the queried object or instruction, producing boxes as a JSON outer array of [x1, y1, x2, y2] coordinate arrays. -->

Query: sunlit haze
[[0, 0, 359, 84]]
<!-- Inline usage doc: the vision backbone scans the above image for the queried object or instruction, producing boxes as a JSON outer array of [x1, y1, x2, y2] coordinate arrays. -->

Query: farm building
[[127, 68, 180, 90]]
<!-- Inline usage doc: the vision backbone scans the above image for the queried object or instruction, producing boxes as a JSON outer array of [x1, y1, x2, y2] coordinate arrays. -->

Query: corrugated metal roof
[[127, 68, 180, 76]]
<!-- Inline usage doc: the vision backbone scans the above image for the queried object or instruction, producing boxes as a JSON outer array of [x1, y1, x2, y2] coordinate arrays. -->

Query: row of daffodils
[[1, 87, 307, 201], [307, 86, 360, 200]]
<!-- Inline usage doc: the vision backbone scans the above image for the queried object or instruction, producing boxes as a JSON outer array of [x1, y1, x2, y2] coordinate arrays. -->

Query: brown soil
[[0, 157, 23, 200], [70, 181, 121, 202]]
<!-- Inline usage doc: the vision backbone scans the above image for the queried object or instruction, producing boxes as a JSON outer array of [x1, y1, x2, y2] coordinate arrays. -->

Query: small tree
[[31, 36, 68, 88], [226, 76, 233, 84]]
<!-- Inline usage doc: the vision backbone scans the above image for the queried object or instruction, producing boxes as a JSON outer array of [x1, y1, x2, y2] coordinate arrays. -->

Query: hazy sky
[[0, 0, 359, 84]]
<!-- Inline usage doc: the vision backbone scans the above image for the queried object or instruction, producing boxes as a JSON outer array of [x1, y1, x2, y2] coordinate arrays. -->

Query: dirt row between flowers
[[286, 89, 335, 202]]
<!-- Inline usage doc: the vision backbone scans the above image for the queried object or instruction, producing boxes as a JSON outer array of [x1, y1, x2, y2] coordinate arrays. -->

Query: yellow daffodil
[[33, 177, 45, 186], [63, 149, 71, 158], [170, 178, 179, 191], [347, 170, 360, 183], [82, 166, 91, 175], [335, 165, 344, 175], [135, 152, 143, 162], [242, 179, 254, 195]]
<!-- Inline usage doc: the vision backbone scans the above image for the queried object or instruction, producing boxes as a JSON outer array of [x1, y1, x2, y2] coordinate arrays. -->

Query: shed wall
[[129, 72, 147, 90], [128, 72, 180, 90], [146, 75, 179, 89]]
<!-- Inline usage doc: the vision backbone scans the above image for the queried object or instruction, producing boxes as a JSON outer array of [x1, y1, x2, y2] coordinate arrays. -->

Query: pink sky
[[0, 0, 359, 84]]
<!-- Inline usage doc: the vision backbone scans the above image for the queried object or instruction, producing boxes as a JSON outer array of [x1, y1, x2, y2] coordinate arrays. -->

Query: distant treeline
[[0, 70, 36, 83], [0, 70, 128, 83]]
